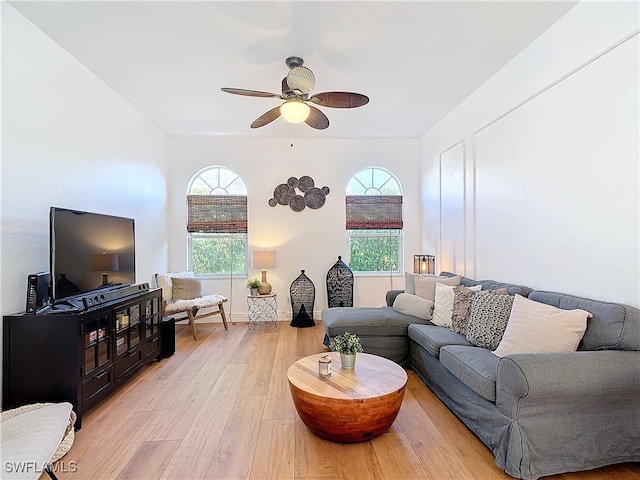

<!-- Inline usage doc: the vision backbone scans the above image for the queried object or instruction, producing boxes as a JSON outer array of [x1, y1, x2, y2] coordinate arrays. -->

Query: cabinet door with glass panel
[[114, 302, 143, 358], [82, 310, 112, 378]]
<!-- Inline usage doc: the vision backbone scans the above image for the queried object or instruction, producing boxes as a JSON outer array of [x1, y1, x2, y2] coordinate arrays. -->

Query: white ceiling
[[10, 1, 578, 139]]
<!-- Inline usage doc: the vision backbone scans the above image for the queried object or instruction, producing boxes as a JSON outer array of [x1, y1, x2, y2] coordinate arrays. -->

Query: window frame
[[345, 167, 404, 275], [187, 166, 248, 278]]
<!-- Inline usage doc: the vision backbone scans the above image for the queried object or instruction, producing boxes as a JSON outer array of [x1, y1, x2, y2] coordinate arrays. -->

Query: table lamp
[[252, 250, 276, 295]]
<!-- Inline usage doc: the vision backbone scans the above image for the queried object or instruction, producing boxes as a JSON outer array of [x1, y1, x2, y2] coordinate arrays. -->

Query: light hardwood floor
[[50, 320, 639, 480]]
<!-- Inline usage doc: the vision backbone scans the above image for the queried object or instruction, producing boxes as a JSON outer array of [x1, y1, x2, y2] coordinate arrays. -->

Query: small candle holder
[[318, 354, 332, 377]]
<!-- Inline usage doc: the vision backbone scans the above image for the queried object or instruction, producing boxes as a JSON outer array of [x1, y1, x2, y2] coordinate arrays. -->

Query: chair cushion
[[163, 294, 227, 315]]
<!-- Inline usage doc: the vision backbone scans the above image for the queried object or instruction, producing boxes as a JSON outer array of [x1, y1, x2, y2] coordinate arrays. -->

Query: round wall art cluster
[[269, 176, 330, 212]]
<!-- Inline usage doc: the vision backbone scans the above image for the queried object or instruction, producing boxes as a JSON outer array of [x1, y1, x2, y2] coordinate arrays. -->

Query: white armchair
[[155, 272, 228, 340]]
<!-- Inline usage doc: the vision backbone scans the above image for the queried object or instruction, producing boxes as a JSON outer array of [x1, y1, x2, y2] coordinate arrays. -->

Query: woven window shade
[[187, 195, 247, 233], [345, 195, 403, 230]]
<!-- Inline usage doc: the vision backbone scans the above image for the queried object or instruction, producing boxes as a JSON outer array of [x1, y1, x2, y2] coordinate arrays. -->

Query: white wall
[[1, 3, 169, 320], [167, 136, 421, 320], [420, 1, 639, 306]]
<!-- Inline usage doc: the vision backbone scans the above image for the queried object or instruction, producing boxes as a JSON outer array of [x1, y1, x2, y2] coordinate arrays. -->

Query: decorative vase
[[250, 287, 259, 297], [340, 353, 356, 369]]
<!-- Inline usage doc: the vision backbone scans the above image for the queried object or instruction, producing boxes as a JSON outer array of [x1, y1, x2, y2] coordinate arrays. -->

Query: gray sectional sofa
[[321, 273, 640, 480]]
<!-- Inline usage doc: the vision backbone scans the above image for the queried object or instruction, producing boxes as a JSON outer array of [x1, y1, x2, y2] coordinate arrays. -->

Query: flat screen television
[[50, 207, 136, 302]]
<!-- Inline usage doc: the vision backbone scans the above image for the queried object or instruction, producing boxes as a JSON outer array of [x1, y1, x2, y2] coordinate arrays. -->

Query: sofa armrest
[[385, 290, 405, 307], [497, 350, 640, 416]]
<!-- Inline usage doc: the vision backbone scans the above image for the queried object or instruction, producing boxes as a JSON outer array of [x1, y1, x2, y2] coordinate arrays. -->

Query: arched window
[[346, 167, 403, 273], [187, 166, 247, 276]]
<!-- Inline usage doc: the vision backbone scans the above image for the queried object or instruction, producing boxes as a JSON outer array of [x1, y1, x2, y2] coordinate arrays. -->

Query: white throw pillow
[[432, 283, 482, 327], [414, 274, 461, 302], [392, 293, 434, 320], [492, 294, 591, 358]]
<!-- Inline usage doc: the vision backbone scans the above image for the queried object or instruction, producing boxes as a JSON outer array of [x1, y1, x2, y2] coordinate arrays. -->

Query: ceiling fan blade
[[251, 106, 282, 128], [305, 105, 329, 130], [221, 87, 282, 99], [308, 92, 369, 108]]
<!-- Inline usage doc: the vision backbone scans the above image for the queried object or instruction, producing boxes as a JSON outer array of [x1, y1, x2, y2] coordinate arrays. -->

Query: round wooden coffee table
[[287, 352, 407, 443]]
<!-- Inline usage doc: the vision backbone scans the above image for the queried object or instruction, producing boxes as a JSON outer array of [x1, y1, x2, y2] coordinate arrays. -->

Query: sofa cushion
[[493, 294, 591, 358], [466, 291, 514, 350], [528, 291, 640, 351], [439, 345, 500, 402], [440, 271, 532, 297], [433, 283, 482, 328], [392, 293, 434, 320], [321, 306, 430, 338], [414, 274, 461, 301], [408, 324, 472, 357]]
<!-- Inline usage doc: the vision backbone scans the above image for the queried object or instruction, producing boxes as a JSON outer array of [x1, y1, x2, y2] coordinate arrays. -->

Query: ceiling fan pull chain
[[290, 124, 294, 147]]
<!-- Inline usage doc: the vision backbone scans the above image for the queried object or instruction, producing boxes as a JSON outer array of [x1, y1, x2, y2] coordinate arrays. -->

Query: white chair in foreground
[[0, 402, 76, 480], [155, 272, 228, 340]]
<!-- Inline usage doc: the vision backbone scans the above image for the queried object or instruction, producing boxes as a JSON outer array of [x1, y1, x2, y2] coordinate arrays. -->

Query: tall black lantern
[[326, 256, 354, 308], [290, 270, 316, 328]]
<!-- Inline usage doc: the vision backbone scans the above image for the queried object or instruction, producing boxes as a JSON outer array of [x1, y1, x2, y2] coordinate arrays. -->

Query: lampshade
[[91, 253, 119, 272], [280, 98, 310, 123], [252, 250, 276, 295], [413, 255, 435, 275], [252, 251, 276, 269]]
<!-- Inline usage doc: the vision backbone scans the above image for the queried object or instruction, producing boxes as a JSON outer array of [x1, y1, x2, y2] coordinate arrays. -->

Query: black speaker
[[160, 316, 176, 358], [26, 272, 51, 313]]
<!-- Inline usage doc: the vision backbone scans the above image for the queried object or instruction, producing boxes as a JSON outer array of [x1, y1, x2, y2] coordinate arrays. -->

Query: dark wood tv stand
[[2, 287, 163, 428]]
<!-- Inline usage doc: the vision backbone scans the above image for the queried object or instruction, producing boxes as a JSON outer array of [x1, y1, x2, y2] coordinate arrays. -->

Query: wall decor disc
[[287, 177, 299, 188], [304, 187, 326, 209], [289, 195, 306, 212], [298, 175, 315, 192], [274, 183, 295, 205]]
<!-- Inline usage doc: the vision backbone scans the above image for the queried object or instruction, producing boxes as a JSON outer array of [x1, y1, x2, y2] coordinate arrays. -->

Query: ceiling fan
[[221, 56, 369, 130]]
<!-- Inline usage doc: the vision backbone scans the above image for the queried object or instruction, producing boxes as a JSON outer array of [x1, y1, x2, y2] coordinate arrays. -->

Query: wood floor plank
[[249, 418, 296, 480], [115, 440, 181, 480], [160, 363, 249, 480], [394, 388, 480, 480], [372, 431, 429, 480], [50, 321, 640, 480], [205, 394, 266, 479], [263, 324, 298, 420]]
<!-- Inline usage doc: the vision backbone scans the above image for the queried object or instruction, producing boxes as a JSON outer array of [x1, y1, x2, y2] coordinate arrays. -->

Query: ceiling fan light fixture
[[280, 98, 310, 123]]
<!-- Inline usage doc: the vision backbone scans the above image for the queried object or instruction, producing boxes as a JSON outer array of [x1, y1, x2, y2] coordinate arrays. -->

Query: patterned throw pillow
[[451, 287, 507, 335], [433, 283, 482, 328], [466, 291, 514, 350]]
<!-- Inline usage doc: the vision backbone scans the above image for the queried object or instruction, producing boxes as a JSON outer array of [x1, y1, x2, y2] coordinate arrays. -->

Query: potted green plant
[[329, 332, 363, 369], [247, 278, 261, 296]]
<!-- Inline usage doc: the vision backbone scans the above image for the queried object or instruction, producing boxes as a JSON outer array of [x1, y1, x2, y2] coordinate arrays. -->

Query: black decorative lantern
[[326, 256, 354, 308], [290, 270, 316, 328]]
